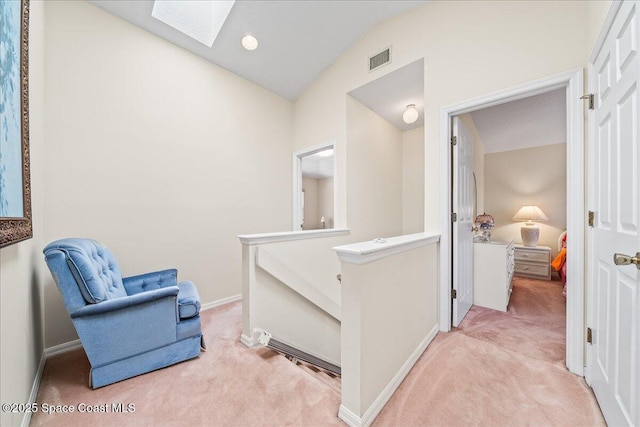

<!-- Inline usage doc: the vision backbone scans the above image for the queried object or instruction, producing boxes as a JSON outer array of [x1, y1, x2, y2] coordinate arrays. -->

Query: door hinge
[[451, 136, 457, 146], [588, 211, 595, 227], [581, 93, 595, 110], [451, 212, 457, 222], [587, 327, 593, 344], [452, 289, 457, 299]]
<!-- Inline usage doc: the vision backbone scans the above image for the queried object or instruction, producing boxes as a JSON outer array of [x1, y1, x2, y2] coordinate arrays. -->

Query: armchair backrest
[[44, 238, 127, 314]]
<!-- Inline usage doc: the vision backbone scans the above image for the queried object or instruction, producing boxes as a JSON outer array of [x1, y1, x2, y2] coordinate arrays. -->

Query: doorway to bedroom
[[442, 69, 584, 375], [453, 87, 569, 366]]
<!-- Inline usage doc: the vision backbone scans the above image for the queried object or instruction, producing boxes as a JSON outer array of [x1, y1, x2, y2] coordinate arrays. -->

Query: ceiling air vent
[[369, 46, 392, 72]]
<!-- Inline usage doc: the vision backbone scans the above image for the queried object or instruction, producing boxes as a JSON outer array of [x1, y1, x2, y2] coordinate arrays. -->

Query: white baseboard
[[44, 339, 82, 357], [201, 294, 242, 311], [22, 340, 84, 426], [240, 333, 257, 347], [338, 405, 361, 427], [339, 324, 440, 427], [21, 354, 46, 427]]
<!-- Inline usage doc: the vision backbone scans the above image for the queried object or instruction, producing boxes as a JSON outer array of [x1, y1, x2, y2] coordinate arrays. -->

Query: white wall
[[485, 143, 567, 257], [587, 1, 613, 54], [346, 97, 403, 240], [301, 176, 334, 230], [42, 1, 293, 347], [402, 127, 424, 234], [0, 1, 46, 425], [292, 0, 596, 237], [241, 233, 352, 364], [340, 242, 438, 418], [302, 176, 319, 230], [318, 177, 334, 229]]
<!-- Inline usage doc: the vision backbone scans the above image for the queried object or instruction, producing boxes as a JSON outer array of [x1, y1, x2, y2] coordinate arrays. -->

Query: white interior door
[[452, 117, 474, 327], [587, 2, 640, 426]]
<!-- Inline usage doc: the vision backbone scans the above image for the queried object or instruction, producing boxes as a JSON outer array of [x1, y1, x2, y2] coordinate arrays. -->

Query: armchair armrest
[[123, 269, 178, 295], [70, 286, 179, 319], [178, 281, 201, 319], [70, 286, 181, 367]]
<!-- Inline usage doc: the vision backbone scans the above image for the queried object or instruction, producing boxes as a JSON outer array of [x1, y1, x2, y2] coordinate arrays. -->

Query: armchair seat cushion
[[178, 281, 201, 319]]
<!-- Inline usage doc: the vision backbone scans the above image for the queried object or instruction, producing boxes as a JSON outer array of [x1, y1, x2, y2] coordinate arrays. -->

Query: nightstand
[[514, 245, 551, 280]]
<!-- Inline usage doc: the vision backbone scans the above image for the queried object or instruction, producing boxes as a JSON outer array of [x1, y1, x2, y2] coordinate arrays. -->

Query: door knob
[[613, 252, 640, 269]]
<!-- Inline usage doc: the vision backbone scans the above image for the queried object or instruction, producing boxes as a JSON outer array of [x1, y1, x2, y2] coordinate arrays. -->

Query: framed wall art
[[0, 0, 32, 248]]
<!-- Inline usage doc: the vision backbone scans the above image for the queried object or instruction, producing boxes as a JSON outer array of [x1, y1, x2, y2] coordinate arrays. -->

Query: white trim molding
[[21, 355, 47, 427], [201, 293, 241, 311], [333, 232, 440, 265], [338, 324, 439, 427], [238, 228, 350, 246], [438, 68, 585, 376], [44, 339, 82, 357], [240, 333, 258, 348]]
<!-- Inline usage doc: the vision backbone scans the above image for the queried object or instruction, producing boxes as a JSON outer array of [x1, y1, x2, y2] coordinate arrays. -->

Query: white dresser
[[474, 240, 515, 312], [514, 245, 551, 280]]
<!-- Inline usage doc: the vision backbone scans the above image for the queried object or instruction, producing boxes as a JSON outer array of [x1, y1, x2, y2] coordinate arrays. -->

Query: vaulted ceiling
[[89, 0, 427, 101], [88, 1, 564, 142], [470, 89, 567, 153]]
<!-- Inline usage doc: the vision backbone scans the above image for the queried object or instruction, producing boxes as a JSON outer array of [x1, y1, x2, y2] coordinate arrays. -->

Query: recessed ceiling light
[[242, 34, 259, 51], [151, 0, 236, 48]]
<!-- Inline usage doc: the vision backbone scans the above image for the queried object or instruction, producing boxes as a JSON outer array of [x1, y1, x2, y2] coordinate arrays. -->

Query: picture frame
[[0, 0, 32, 248]]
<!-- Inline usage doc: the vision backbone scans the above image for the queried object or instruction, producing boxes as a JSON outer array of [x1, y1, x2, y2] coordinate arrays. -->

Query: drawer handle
[[522, 254, 529, 257]]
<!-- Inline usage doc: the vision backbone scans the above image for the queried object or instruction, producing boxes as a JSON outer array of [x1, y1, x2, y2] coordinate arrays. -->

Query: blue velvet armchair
[[43, 238, 204, 388]]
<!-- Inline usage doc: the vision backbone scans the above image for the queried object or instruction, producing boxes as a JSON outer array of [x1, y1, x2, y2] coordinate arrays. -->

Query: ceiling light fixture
[[151, 0, 236, 48], [241, 34, 259, 51], [402, 104, 418, 124], [316, 148, 333, 157]]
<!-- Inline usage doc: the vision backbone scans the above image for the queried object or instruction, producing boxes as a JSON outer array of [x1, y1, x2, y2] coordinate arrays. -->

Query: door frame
[[438, 68, 586, 376]]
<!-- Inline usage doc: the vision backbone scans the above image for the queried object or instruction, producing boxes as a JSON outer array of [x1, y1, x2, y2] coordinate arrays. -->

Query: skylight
[[151, 0, 235, 48]]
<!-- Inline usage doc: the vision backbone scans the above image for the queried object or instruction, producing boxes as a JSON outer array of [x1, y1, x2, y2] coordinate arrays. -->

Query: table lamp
[[512, 205, 548, 247]]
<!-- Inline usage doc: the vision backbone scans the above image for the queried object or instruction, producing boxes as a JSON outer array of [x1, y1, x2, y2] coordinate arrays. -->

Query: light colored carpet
[[31, 277, 604, 426], [30, 302, 342, 426], [373, 277, 605, 426]]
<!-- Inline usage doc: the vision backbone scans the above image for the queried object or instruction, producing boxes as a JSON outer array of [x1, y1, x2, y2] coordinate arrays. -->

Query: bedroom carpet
[[30, 277, 604, 426], [373, 277, 604, 426]]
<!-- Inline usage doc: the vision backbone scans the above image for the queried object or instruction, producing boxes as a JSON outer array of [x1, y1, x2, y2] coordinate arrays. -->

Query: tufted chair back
[[44, 238, 128, 314]]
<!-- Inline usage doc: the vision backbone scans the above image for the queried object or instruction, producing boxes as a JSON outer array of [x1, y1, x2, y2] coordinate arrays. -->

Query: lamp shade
[[402, 104, 419, 124], [513, 206, 548, 246], [512, 205, 549, 223]]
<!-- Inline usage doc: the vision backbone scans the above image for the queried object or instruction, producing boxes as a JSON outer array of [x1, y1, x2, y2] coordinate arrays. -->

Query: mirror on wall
[[294, 143, 335, 230]]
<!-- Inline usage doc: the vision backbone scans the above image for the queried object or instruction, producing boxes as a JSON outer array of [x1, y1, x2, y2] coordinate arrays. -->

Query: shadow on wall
[[44, 276, 77, 346], [485, 143, 567, 257], [30, 254, 44, 358]]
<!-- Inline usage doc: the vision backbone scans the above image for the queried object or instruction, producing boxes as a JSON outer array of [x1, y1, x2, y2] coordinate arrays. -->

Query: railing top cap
[[333, 232, 440, 265], [238, 228, 350, 246]]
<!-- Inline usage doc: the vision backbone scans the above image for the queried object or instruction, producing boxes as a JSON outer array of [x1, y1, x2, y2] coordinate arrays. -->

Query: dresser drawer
[[514, 261, 550, 277], [514, 249, 549, 263]]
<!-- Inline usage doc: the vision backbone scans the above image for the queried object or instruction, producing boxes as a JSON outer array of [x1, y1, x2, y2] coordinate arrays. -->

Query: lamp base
[[521, 225, 540, 247]]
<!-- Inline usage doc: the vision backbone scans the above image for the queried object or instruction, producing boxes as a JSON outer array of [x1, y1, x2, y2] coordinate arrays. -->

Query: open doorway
[[439, 68, 586, 376], [452, 88, 569, 362]]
